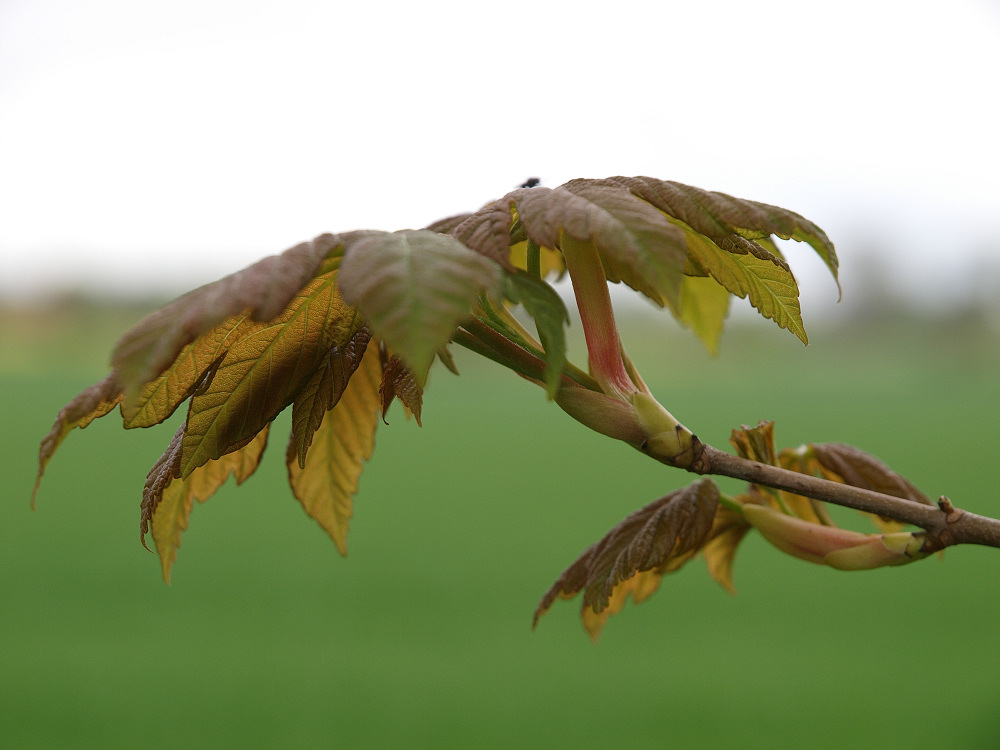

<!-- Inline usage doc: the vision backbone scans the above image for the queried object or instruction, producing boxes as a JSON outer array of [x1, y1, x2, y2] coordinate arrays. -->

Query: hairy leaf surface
[[286, 342, 382, 554], [141, 425, 269, 582], [112, 233, 352, 392], [534, 479, 719, 638], [33, 372, 124, 505], [337, 229, 501, 383], [180, 259, 362, 477]]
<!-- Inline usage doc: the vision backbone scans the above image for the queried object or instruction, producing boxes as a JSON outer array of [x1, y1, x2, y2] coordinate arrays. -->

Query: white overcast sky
[[1, 0, 999, 317]]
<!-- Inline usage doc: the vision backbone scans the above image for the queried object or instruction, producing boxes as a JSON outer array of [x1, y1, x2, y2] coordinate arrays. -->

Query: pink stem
[[560, 233, 636, 400]]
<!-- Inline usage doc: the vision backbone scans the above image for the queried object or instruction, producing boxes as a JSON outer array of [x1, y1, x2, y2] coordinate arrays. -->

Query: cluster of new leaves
[[34, 176, 839, 583], [534, 421, 936, 639]]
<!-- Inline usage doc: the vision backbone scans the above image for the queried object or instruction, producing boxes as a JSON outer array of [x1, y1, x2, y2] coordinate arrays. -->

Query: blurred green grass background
[[3, 298, 999, 749]]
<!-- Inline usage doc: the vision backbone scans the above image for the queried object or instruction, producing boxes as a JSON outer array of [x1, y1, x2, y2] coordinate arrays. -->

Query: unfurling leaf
[[534, 478, 720, 639], [140, 424, 269, 583], [286, 341, 382, 554], [379, 352, 423, 426], [337, 229, 502, 383], [33, 372, 124, 506], [779, 442, 934, 533]]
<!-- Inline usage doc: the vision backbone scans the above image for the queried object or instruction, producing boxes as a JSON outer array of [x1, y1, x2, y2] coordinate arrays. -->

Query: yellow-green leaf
[[289, 325, 373, 469], [681, 227, 807, 344], [679, 275, 731, 355], [112, 233, 349, 393], [143, 424, 269, 583], [180, 259, 363, 477], [286, 342, 382, 554]]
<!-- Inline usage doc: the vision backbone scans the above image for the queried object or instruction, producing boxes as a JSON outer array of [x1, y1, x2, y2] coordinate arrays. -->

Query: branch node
[[938, 496, 963, 523]]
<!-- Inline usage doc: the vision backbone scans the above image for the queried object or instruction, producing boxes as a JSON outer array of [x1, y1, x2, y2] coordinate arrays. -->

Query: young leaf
[[286, 341, 383, 554], [809, 443, 934, 506], [289, 325, 373, 469], [679, 229, 807, 343], [112, 233, 351, 392], [507, 271, 569, 399], [602, 176, 839, 294], [701, 503, 752, 594], [142, 424, 269, 583], [179, 260, 363, 477], [534, 478, 720, 638], [678, 275, 731, 355], [337, 229, 502, 383], [121, 324, 240, 429], [33, 372, 124, 506], [379, 353, 423, 426], [807, 442, 934, 532], [513, 183, 689, 309]]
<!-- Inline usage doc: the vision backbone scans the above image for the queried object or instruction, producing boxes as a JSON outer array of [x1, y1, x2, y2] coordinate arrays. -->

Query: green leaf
[[286, 342, 383, 554], [507, 271, 569, 398], [337, 229, 501, 383], [180, 259, 363, 477]]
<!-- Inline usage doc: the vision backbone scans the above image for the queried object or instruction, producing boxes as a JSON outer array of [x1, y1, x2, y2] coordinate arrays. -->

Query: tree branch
[[691, 443, 1000, 551]]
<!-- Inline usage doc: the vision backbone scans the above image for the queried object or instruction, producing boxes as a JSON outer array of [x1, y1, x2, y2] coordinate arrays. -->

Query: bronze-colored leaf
[[141, 424, 269, 582], [810, 443, 933, 505], [289, 325, 373, 469], [513, 183, 688, 309], [603, 175, 839, 294], [533, 478, 720, 638], [379, 353, 423, 426], [33, 372, 124, 506], [733, 422, 826, 523], [729, 421, 778, 466], [425, 212, 474, 235], [112, 233, 354, 392], [450, 199, 519, 270], [286, 342, 382, 554], [121, 325, 239, 429], [809, 442, 933, 531], [180, 260, 363, 477]]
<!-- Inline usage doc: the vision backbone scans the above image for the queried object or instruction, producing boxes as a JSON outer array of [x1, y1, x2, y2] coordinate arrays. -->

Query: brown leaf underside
[[534, 479, 720, 639]]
